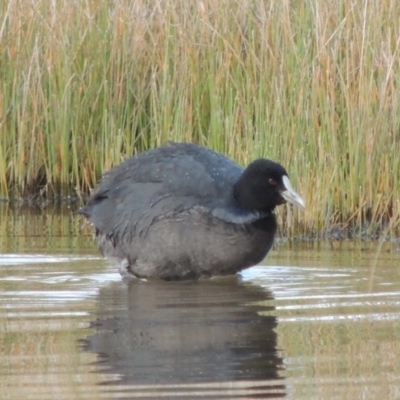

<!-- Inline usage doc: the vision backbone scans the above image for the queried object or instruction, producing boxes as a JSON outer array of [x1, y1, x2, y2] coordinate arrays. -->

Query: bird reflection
[[82, 275, 285, 394]]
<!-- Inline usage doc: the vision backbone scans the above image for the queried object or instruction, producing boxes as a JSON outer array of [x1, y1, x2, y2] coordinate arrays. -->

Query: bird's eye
[[268, 178, 277, 185]]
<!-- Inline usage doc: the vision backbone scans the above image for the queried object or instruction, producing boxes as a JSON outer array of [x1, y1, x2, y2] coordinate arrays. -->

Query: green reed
[[1, 0, 399, 237]]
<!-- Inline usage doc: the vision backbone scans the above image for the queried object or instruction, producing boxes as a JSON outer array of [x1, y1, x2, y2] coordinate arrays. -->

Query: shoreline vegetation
[[1, 1, 400, 238]]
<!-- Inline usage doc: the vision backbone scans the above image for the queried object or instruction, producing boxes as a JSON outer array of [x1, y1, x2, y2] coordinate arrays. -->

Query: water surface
[[1, 205, 400, 399]]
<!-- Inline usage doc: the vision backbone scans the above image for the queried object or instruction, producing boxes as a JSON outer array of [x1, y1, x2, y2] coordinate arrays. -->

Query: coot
[[79, 142, 305, 280]]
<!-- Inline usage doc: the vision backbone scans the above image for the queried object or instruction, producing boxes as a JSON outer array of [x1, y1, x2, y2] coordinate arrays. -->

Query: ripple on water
[[1, 242, 400, 399]]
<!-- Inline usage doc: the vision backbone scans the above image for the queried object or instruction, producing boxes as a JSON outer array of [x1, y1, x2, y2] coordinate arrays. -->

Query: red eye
[[268, 178, 277, 185]]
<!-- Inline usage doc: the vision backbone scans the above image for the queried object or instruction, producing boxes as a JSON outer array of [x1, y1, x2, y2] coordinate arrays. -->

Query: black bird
[[79, 142, 305, 280]]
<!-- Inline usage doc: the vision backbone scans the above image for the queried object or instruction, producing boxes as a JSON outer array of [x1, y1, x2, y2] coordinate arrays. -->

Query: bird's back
[[79, 143, 246, 241]]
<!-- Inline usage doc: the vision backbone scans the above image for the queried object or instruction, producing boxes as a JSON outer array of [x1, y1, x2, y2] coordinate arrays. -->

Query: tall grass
[[1, 0, 400, 237]]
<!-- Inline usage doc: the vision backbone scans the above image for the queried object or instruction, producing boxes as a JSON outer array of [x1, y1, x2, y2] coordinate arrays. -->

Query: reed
[[1, 0, 399, 237]]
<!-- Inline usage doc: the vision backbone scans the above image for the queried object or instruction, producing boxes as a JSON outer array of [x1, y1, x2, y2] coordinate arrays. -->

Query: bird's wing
[[79, 143, 248, 240]]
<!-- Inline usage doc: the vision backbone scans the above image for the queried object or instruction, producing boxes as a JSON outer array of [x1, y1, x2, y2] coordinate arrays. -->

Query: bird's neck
[[233, 180, 276, 213]]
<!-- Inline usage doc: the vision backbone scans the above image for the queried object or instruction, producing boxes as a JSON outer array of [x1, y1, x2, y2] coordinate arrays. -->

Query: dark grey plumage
[[79, 142, 304, 280]]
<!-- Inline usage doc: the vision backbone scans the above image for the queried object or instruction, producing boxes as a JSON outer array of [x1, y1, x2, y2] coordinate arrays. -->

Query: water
[[1, 205, 400, 399]]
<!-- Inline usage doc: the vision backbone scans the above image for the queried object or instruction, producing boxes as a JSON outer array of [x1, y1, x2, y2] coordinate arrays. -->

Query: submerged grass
[[1, 0, 400, 237]]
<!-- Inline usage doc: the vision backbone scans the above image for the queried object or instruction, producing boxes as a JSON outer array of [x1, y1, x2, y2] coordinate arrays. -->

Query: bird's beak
[[280, 175, 305, 208]]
